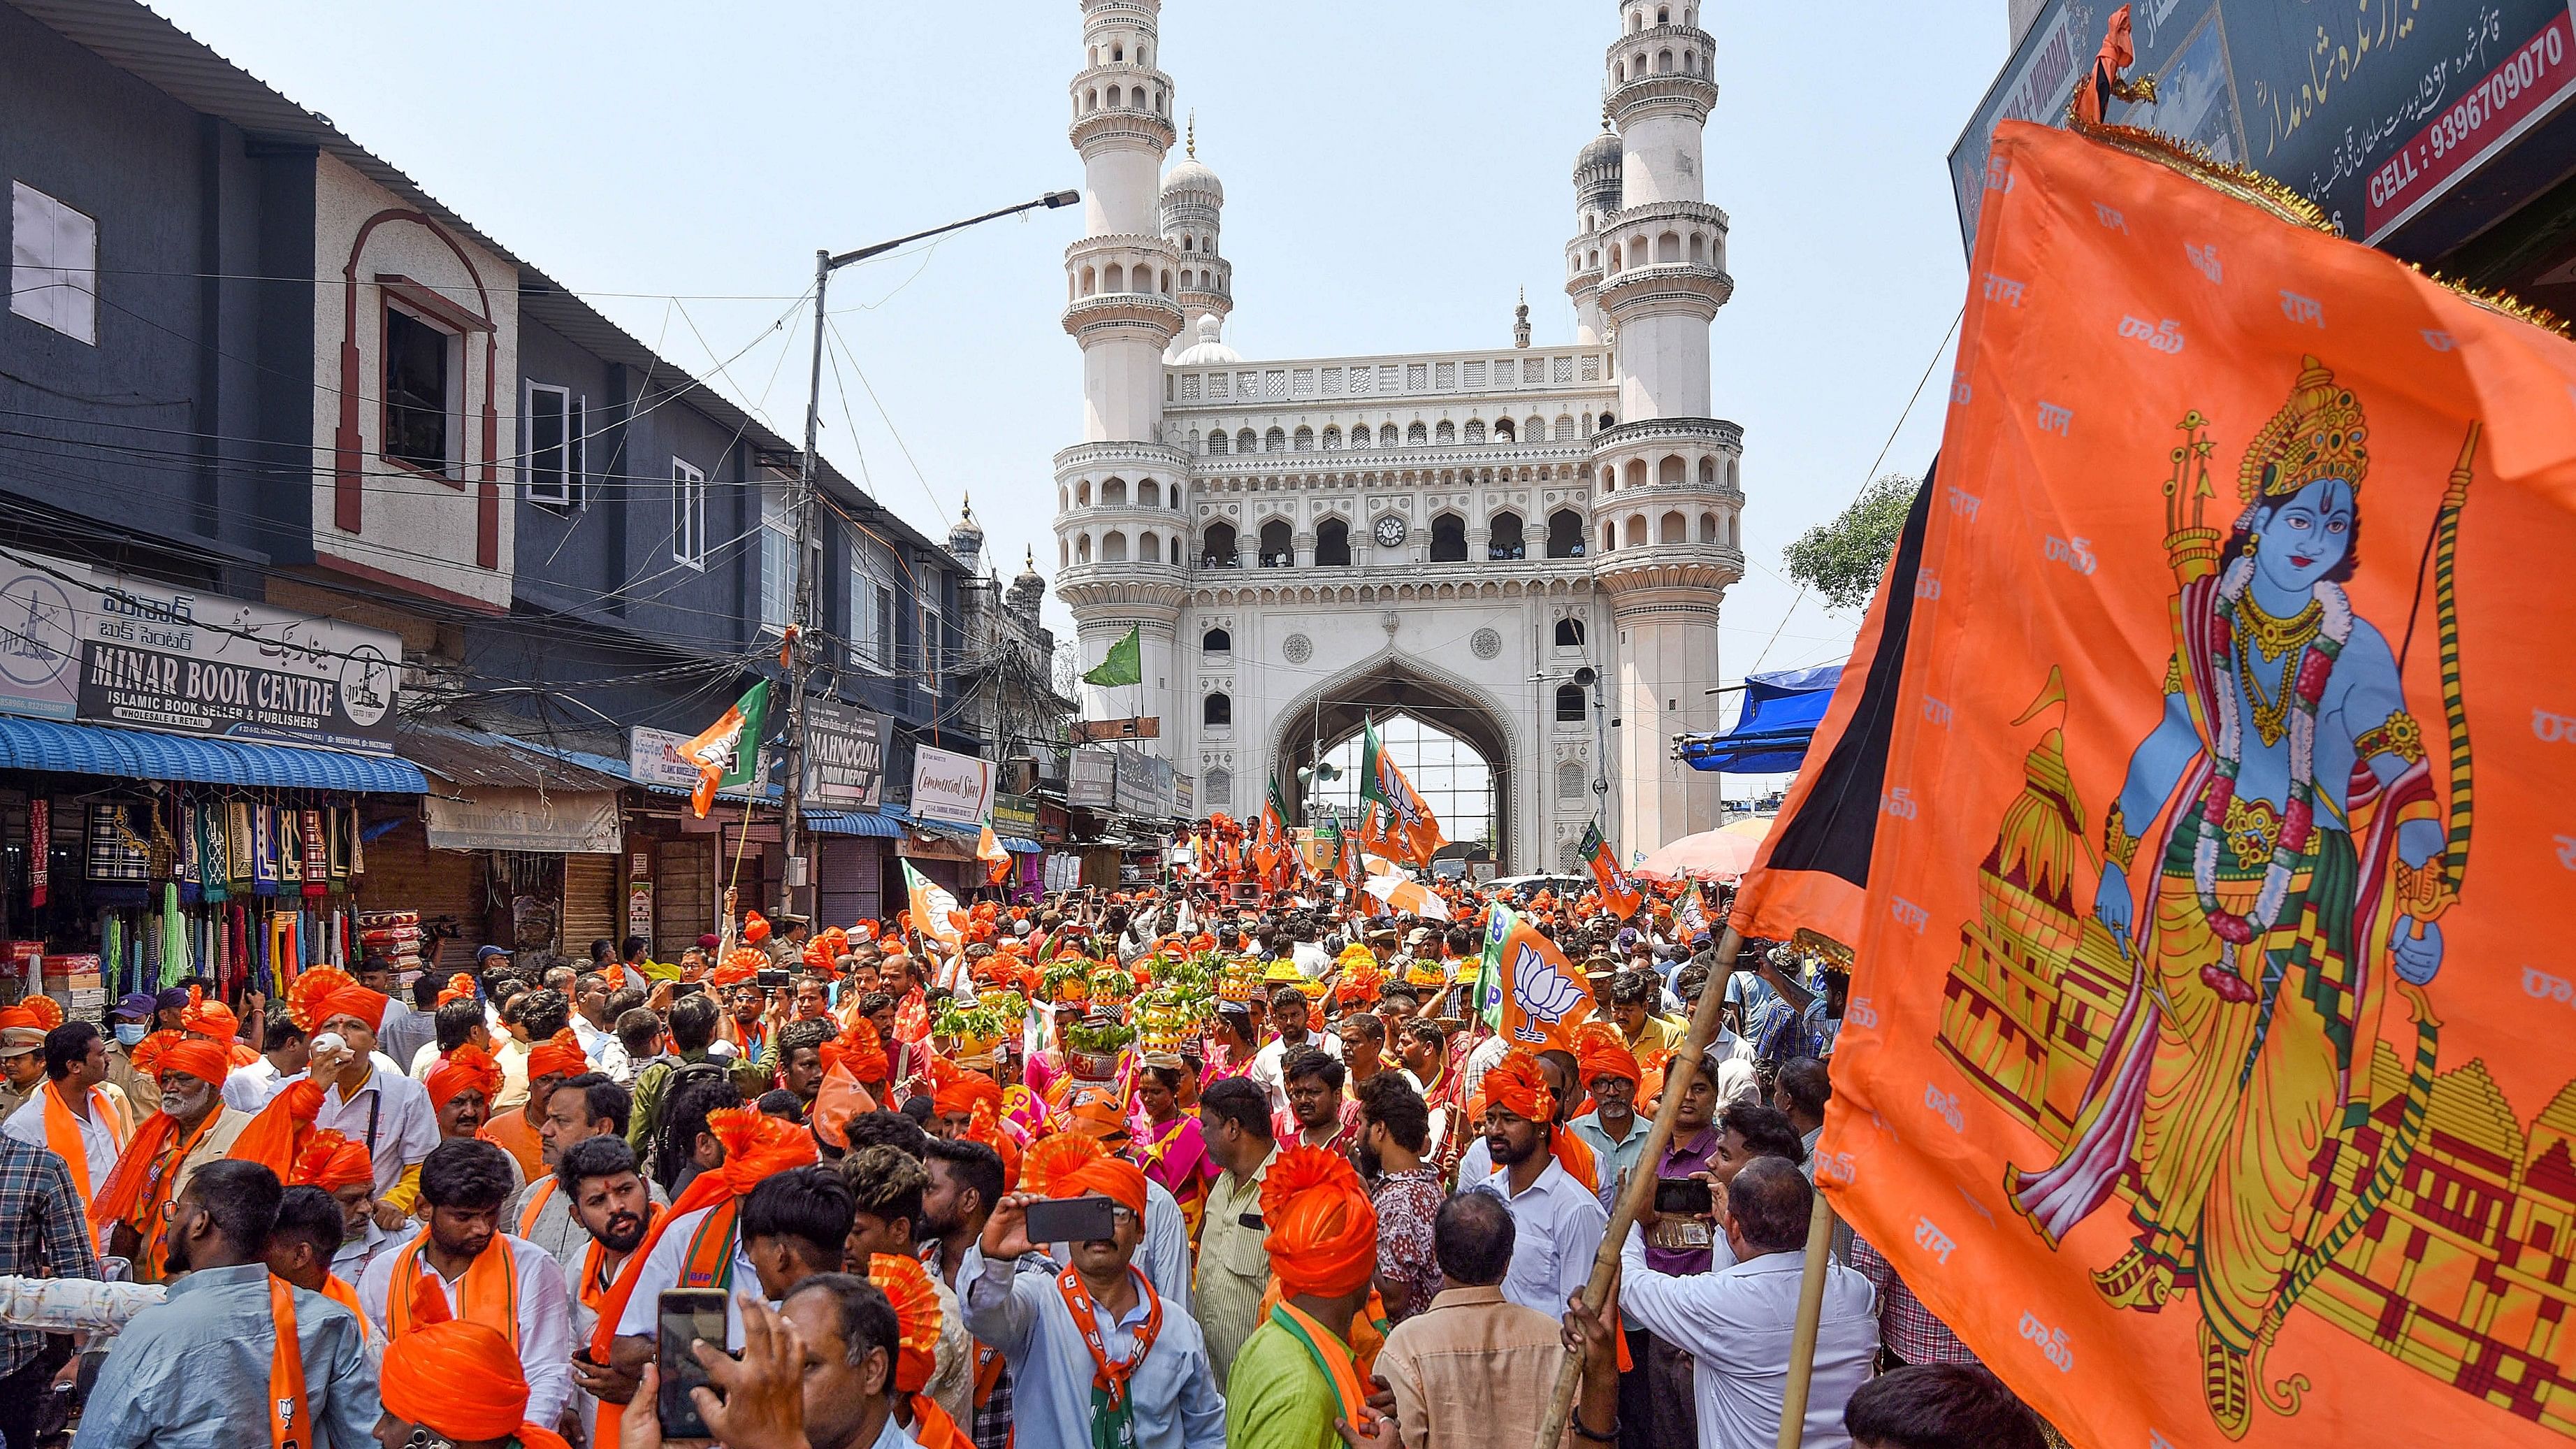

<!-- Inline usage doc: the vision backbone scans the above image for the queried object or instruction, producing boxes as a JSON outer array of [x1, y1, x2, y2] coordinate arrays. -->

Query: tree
[[1783, 473, 1918, 613]]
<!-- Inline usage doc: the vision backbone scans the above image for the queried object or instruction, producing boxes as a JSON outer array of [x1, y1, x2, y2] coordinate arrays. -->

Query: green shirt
[[1224, 1318, 1343, 1449], [626, 1048, 713, 1153]]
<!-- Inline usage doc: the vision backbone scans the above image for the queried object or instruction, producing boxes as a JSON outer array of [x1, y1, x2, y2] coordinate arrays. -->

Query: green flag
[[1475, 899, 1515, 1028], [1080, 626, 1143, 687], [681, 680, 770, 817], [1358, 716, 1387, 809]]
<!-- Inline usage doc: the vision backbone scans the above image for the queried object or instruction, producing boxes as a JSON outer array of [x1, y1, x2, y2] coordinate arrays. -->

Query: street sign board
[[1071, 716, 1160, 744]]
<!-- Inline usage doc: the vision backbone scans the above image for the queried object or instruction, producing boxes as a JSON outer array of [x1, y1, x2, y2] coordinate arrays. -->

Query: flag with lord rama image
[[681, 682, 770, 819], [1358, 716, 1448, 865], [1726, 113, 2576, 1447], [1079, 625, 1143, 687], [1579, 820, 1643, 918]]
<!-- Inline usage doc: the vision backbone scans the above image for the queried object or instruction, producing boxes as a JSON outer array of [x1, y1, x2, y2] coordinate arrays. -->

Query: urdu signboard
[[0, 550, 401, 752], [802, 700, 888, 809]]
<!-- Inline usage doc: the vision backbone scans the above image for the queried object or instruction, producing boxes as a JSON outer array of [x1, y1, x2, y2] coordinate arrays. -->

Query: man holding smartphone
[[958, 1138, 1226, 1449]]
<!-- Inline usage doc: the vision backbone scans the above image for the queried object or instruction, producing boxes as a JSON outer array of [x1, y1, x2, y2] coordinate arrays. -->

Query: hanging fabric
[[226, 802, 254, 893], [299, 812, 326, 900], [196, 804, 229, 905]]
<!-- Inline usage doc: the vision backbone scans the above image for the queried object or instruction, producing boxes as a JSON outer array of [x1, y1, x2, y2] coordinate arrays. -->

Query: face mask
[[114, 1023, 147, 1047]]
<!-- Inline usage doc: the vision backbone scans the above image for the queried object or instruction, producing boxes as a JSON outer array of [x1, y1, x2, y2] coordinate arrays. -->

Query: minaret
[[1162, 115, 1231, 355], [1588, 0, 1743, 852], [1565, 119, 1621, 346], [1054, 0, 1189, 752]]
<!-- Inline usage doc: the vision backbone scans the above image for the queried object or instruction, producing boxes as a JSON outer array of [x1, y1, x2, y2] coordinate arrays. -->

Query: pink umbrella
[[1632, 817, 1772, 883]]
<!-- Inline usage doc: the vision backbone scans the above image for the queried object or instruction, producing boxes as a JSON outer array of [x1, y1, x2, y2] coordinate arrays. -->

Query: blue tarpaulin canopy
[[1676, 665, 1841, 774]]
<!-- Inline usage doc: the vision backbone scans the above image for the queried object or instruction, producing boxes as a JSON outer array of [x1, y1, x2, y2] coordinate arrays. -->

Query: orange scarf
[[1271, 1302, 1368, 1429], [385, 1232, 521, 1348], [322, 1273, 371, 1343], [578, 1204, 658, 1315], [266, 1276, 308, 1449], [516, 1176, 556, 1238], [909, 1393, 966, 1449], [42, 1081, 123, 1251], [94, 1108, 224, 1276]]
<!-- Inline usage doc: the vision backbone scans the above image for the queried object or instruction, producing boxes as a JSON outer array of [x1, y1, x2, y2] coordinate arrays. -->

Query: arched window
[[1700, 456, 1718, 485], [1104, 263, 1124, 291], [1103, 531, 1129, 562], [1236, 428, 1256, 453], [1556, 685, 1588, 723], [1727, 513, 1739, 548], [1493, 417, 1516, 444], [1689, 232, 1707, 263], [1380, 424, 1402, 447], [1660, 510, 1686, 543], [1102, 477, 1128, 505], [1159, 269, 1172, 294], [1203, 626, 1232, 654], [1080, 266, 1097, 296], [1727, 456, 1740, 490], [1076, 480, 1092, 506], [1206, 431, 1227, 455], [1293, 426, 1315, 452], [1428, 512, 1468, 562], [1264, 427, 1286, 454], [1600, 521, 1616, 554], [1656, 48, 1673, 73], [1259, 519, 1293, 566], [1139, 478, 1161, 506], [1625, 513, 1648, 547], [1170, 535, 1185, 563], [1488, 511, 1526, 561], [1555, 617, 1586, 648], [1138, 530, 1159, 560], [1660, 455, 1686, 486], [1435, 420, 1456, 445], [1555, 414, 1575, 439], [1203, 693, 1232, 728], [1203, 521, 1238, 566], [1598, 411, 1616, 428], [1315, 517, 1351, 565], [1547, 508, 1586, 558], [1345, 425, 1368, 450], [1699, 512, 1719, 543], [1526, 414, 1546, 441], [1556, 761, 1589, 802], [1322, 426, 1341, 450], [1625, 459, 1648, 490], [1076, 534, 1093, 563], [1182, 235, 1194, 252], [1463, 419, 1485, 445]]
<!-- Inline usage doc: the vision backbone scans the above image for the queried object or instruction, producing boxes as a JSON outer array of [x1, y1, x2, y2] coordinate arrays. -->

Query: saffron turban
[[703, 1106, 819, 1197], [152, 1038, 231, 1088], [292, 1129, 375, 1190], [829, 1018, 890, 1086], [425, 1045, 503, 1111], [1261, 1144, 1380, 1299], [319, 986, 389, 1033], [14, 995, 61, 1031], [1572, 1023, 1642, 1087], [526, 1028, 589, 1083], [128, 1029, 185, 1079], [379, 1316, 572, 1449], [867, 1252, 943, 1394], [1482, 1050, 1597, 1195], [1024, 1132, 1149, 1218], [933, 1064, 1002, 1120], [711, 948, 765, 988], [436, 973, 477, 1006], [742, 911, 772, 944], [178, 986, 237, 1042], [286, 967, 355, 1034]]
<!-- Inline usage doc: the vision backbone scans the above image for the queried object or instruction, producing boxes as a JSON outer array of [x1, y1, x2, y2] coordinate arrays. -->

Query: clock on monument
[[1373, 515, 1408, 548]]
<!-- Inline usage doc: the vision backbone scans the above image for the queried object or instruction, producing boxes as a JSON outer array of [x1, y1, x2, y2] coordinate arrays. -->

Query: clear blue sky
[[147, 0, 2006, 699]]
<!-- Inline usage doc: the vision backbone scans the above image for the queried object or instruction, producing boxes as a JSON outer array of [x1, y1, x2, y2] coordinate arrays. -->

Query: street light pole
[[778, 189, 1080, 918]]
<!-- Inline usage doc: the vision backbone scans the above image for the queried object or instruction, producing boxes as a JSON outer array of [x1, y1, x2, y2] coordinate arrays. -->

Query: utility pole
[[777, 188, 1080, 919]]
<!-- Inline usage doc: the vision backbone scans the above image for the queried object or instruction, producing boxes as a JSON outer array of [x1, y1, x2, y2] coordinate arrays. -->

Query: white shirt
[[1245, 1029, 1343, 1119], [1459, 1034, 1510, 1106], [572, 1016, 614, 1069], [1616, 1225, 1879, 1449], [1467, 1158, 1607, 1320], [1, 1087, 117, 1197], [221, 1057, 287, 1114], [612, 1202, 766, 1350], [331, 1218, 387, 1285], [282, 1054, 439, 1196], [407, 1039, 443, 1081], [1452, 1132, 1600, 1196], [357, 1232, 575, 1429]]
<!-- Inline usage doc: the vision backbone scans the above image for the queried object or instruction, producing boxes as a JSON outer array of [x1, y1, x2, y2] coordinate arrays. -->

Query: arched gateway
[[1269, 654, 1521, 866]]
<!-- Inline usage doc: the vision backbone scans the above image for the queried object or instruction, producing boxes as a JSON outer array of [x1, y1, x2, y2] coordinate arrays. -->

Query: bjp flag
[[1359, 719, 1448, 865], [902, 861, 964, 983], [1776, 115, 2576, 1448], [1577, 821, 1643, 920], [1492, 914, 1589, 1053]]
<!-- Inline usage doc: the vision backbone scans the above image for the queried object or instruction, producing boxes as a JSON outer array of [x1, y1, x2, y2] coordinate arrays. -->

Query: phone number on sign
[[2368, 15, 2576, 230], [2431, 24, 2565, 160]]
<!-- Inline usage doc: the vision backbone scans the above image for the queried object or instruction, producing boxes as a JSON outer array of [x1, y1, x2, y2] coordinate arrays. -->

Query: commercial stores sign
[[908, 743, 992, 826], [802, 700, 888, 809], [1949, 0, 2576, 248], [0, 549, 401, 751]]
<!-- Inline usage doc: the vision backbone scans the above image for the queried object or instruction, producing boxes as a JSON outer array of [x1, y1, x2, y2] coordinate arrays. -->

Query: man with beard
[[96, 1039, 249, 1281], [356, 1139, 574, 1428], [73, 1160, 377, 1448], [505, 1073, 666, 1278], [1278, 1048, 1362, 1158], [1466, 1050, 1607, 1319], [1352, 1074, 1442, 1323], [304, 982, 438, 1229], [556, 1135, 658, 1435]]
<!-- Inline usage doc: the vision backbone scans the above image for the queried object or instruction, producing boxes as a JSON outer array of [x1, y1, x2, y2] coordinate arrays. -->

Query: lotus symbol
[[1512, 943, 1584, 1025]]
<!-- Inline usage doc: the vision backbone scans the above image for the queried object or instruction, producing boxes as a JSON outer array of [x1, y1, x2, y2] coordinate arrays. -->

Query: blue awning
[[806, 810, 903, 838], [0, 716, 428, 793], [1677, 665, 1844, 774], [1004, 837, 1043, 855]]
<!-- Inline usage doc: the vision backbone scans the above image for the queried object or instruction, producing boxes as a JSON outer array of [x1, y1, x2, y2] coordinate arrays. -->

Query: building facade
[[1051, 0, 1746, 870]]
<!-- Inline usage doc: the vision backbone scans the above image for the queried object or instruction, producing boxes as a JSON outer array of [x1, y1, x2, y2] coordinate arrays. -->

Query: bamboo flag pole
[[1534, 923, 1746, 1448], [718, 744, 764, 955], [1773, 1191, 1840, 1449]]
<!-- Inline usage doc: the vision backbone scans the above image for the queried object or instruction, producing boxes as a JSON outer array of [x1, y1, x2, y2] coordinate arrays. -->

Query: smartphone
[[657, 1289, 730, 1439], [1025, 1195, 1120, 1245], [674, 981, 706, 997], [755, 968, 790, 990], [1655, 1176, 1713, 1217]]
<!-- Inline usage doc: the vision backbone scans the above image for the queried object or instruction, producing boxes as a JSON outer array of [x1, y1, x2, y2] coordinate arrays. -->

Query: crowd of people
[[0, 875, 2056, 1449]]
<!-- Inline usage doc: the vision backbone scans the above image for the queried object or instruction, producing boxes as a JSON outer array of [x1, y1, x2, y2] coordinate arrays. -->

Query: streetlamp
[[777, 189, 1080, 916]]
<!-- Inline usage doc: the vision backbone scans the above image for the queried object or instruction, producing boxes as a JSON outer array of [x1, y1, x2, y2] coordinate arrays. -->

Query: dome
[[1171, 313, 1240, 365], [1013, 545, 1045, 589], [947, 498, 985, 561], [1162, 156, 1223, 204], [1576, 125, 1623, 175]]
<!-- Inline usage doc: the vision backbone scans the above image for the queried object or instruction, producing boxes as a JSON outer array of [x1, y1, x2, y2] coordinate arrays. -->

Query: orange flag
[[1789, 115, 2576, 1448], [1493, 915, 1590, 1053]]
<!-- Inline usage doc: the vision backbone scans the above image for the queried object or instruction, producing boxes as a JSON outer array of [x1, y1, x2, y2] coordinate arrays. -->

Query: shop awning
[[1004, 837, 1042, 854], [806, 811, 902, 838], [396, 722, 634, 793], [0, 716, 428, 792]]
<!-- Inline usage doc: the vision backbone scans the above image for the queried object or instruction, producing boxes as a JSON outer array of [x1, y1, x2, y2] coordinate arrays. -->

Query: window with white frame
[[920, 590, 946, 690], [10, 182, 96, 345], [523, 382, 584, 507], [759, 482, 797, 635], [671, 457, 707, 568], [848, 533, 895, 672]]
